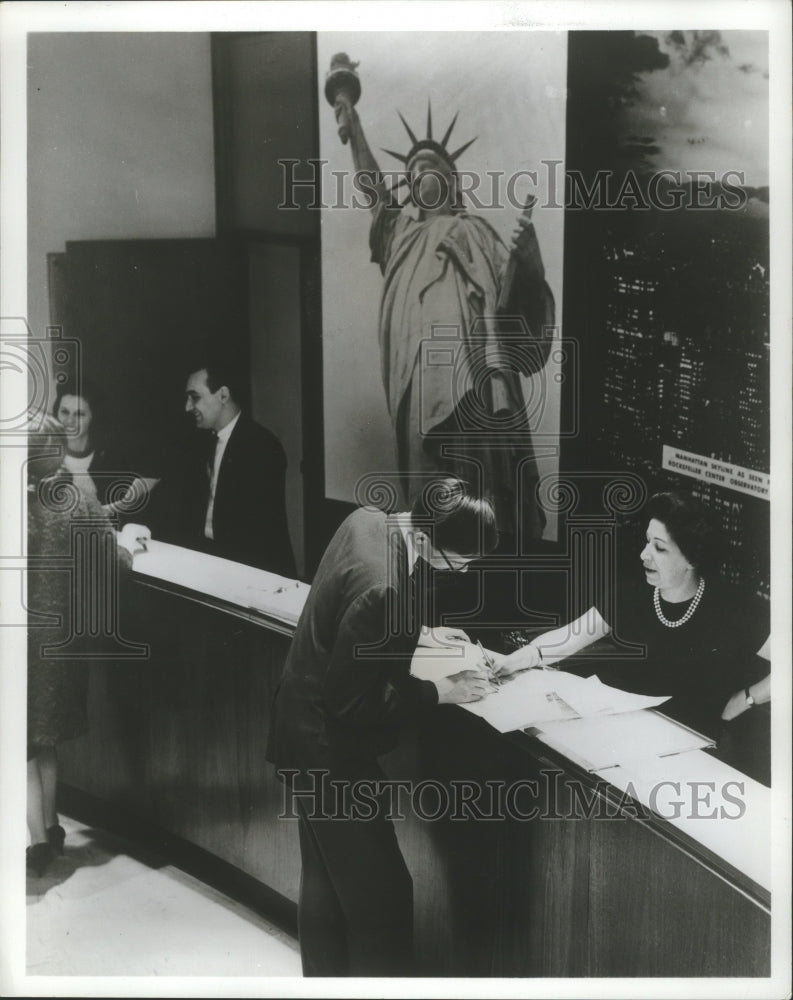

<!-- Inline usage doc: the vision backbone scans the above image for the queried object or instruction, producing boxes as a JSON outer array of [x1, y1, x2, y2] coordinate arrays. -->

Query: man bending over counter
[[145, 358, 296, 578], [266, 477, 498, 976]]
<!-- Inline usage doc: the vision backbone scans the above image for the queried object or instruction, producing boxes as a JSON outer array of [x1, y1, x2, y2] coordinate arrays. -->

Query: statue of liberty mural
[[328, 54, 555, 542]]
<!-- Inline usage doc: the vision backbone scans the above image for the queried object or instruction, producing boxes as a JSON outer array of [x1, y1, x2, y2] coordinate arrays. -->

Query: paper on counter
[[133, 539, 310, 626], [559, 674, 670, 717], [243, 580, 311, 625], [533, 709, 714, 772], [461, 670, 578, 730], [459, 669, 670, 734]]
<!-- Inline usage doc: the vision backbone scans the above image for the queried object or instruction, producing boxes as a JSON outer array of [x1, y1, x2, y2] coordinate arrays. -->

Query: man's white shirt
[[204, 411, 241, 540]]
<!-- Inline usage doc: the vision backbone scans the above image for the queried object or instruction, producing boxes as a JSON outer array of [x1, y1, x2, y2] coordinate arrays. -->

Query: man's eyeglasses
[[436, 547, 472, 573]]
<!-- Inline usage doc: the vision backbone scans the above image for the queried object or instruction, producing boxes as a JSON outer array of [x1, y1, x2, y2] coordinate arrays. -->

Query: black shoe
[[26, 842, 55, 878], [46, 824, 66, 856]]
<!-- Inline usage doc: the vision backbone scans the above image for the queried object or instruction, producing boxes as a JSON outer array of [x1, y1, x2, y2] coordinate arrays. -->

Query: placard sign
[[662, 445, 769, 501]]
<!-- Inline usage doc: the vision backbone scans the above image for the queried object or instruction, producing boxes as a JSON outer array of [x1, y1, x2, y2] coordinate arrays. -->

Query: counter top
[[132, 539, 309, 635], [130, 539, 770, 903]]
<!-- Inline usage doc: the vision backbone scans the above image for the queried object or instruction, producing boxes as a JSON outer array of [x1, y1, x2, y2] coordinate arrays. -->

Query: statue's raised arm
[[326, 53, 387, 210]]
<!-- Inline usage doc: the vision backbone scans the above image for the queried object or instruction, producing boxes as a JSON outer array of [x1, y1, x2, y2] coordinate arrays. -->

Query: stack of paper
[[457, 664, 670, 733], [411, 640, 714, 776]]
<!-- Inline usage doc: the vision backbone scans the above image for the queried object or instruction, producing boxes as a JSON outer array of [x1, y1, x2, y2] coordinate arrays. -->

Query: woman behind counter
[[497, 491, 770, 735]]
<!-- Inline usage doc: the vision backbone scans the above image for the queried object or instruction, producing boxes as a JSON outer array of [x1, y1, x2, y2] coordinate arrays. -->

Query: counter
[[57, 543, 771, 977]]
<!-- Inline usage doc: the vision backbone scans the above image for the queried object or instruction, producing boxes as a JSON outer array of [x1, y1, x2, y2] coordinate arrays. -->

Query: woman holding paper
[[26, 427, 139, 877], [497, 491, 770, 735], [52, 378, 157, 517]]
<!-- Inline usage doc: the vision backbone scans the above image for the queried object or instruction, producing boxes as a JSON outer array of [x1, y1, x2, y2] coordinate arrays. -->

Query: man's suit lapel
[[213, 414, 245, 517]]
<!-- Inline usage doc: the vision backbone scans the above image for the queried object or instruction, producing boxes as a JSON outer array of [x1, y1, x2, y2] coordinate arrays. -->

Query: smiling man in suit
[[148, 359, 296, 578]]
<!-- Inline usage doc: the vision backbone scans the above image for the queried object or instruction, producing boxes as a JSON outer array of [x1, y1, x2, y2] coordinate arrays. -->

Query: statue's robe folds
[[370, 202, 555, 542]]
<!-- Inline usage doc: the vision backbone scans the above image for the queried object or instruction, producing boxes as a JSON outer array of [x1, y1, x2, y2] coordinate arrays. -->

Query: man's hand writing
[[434, 669, 497, 704]]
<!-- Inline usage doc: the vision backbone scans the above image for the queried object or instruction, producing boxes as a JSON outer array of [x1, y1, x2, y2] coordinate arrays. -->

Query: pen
[[476, 640, 501, 687]]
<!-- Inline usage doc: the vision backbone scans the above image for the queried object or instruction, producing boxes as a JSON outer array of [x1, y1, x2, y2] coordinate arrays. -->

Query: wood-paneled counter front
[[57, 544, 771, 978]]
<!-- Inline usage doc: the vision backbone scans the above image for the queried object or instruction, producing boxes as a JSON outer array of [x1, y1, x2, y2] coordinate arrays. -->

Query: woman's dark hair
[[52, 377, 106, 448], [410, 477, 498, 557], [644, 490, 722, 577]]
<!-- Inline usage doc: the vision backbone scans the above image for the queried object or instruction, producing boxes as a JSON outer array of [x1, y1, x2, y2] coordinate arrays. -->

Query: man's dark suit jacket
[[146, 414, 296, 578], [266, 507, 438, 778]]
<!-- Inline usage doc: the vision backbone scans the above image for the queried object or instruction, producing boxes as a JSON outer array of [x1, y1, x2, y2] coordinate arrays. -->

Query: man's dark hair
[[189, 357, 245, 404], [644, 490, 722, 577], [410, 477, 498, 557]]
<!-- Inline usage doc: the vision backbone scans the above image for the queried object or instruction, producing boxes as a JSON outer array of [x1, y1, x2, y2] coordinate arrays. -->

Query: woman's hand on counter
[[721, 675, 770, 721], [434, 669, 498, 704], [495, 644, 543, 677], [721, 690, 751, 721]]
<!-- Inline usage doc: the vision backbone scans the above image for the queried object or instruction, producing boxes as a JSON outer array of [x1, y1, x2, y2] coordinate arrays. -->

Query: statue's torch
[[325, 53, 361, 145]]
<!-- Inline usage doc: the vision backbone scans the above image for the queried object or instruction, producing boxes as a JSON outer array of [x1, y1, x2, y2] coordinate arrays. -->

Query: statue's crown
[[381, 101, 476, 174]]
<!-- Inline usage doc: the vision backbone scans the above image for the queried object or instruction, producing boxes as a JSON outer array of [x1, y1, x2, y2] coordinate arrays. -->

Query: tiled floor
[[26, 816, 302, 977]]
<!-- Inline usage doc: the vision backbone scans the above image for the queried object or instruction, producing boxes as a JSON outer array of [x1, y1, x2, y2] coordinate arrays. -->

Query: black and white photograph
[[0, 2, 790, 997]]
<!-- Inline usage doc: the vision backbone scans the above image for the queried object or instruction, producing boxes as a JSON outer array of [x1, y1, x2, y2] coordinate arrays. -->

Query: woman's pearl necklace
[[653, 577, 705, 628]]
